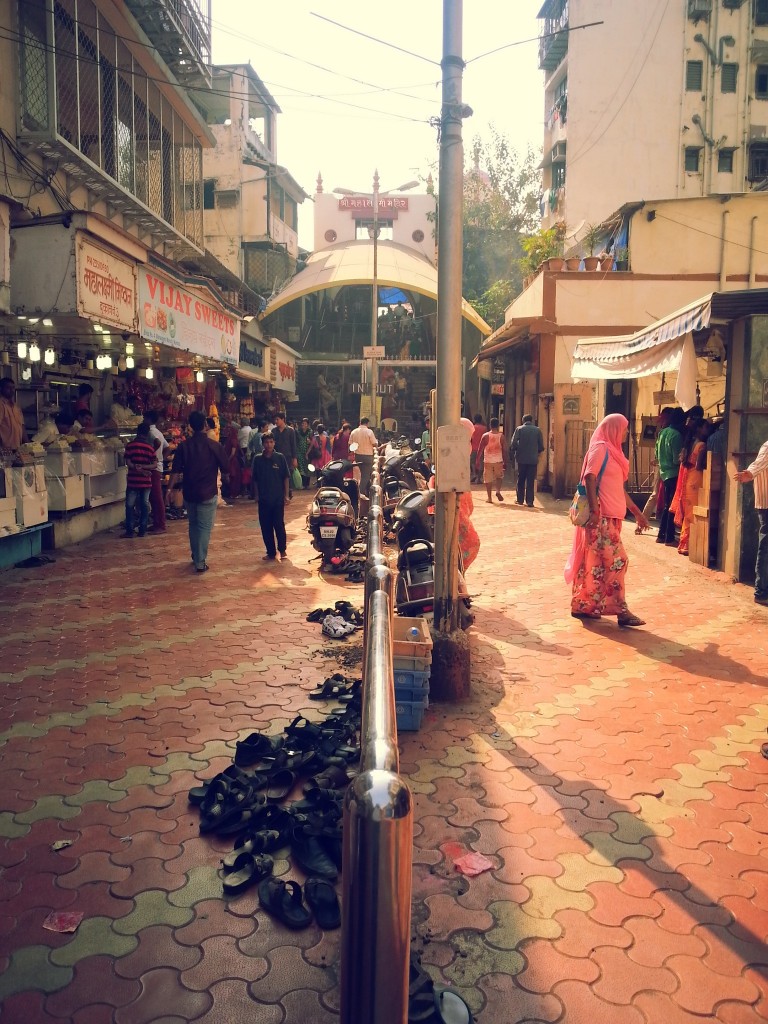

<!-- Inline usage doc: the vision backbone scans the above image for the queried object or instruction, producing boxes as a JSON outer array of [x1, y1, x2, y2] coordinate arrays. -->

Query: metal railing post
[[340, 456, 412, 1024]]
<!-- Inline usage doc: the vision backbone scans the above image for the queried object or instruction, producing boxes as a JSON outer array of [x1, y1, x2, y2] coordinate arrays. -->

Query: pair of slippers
[[222, 851, 273, 896], [409, 959, 472, 1023], [309, 674, 361, 702], [258, 875, 340, 930]]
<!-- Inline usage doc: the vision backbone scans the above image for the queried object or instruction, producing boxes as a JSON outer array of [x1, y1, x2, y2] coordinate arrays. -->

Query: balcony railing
[[17, 0, 204, 252], [539, 0, 569, 72], [123, 0, 212, 90]]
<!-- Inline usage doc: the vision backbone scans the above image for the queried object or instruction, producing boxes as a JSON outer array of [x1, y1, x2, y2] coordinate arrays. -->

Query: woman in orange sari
[[670, 420, 710, 555]]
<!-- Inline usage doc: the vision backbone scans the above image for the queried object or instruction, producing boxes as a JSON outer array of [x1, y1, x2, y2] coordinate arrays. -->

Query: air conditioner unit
[[551, 141, 567, 163], [688, 0, 712, 14]]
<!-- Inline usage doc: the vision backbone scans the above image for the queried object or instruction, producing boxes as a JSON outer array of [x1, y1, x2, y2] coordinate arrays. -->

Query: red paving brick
[[0, 492, 767, 1021]]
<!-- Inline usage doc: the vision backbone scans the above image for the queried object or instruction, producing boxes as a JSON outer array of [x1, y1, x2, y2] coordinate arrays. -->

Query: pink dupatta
[[564, 414, 629, 584]]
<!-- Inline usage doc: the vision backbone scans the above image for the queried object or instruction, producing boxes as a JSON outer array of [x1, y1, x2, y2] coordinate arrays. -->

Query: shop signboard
[[138, 267, 239, 366], [238, 337, 268, 381], [270, 343, 297, 394], [76, 236, 137, 332]]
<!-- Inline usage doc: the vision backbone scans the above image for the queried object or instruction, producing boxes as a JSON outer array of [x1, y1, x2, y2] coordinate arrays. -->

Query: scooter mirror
[[348, 442, 359, 452], [307, 464, 316, 473], [414, 438, 421, 447]]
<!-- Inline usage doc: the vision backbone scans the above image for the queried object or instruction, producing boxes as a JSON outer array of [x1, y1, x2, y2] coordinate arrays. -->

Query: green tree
[[462, 128, 541, 329]]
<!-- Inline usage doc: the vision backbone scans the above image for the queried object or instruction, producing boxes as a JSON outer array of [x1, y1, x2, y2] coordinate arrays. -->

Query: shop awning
[[572, 288, 768, 381], [264, 240, 491, 336], [472, 317, 558, 367]]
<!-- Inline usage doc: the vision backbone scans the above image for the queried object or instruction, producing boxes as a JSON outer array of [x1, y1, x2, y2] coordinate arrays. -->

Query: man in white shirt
[[238, 420, 253, 457], [349, 416, 377, 496], [144, 410, 169, 534], [734, 436, 768, 605]]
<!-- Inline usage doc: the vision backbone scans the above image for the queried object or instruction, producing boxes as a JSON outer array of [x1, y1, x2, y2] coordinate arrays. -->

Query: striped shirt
[[124, 439, 156, 489], [747, 438, 768, 510]]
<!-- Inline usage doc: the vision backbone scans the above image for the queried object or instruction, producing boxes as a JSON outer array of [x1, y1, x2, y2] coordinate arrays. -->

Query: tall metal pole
[[371, 170, 380, 426], [433, 0, 464, 635]]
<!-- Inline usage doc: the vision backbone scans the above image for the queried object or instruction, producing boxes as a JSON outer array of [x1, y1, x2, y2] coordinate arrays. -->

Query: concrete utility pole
[[432, 0, 470, 698]]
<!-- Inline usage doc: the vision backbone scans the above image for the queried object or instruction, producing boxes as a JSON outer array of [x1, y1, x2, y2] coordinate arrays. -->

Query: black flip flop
[[257, 876, 312, 929], [222, 853, 273, 896], [234, 732, 284, 767], [304, 876, 341, 930], [222, 830, 282, 870], [266, 767, 296, 802]]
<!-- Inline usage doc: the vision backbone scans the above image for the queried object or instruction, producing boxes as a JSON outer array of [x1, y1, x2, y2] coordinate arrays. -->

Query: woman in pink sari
[[565, 414, 649, 627]]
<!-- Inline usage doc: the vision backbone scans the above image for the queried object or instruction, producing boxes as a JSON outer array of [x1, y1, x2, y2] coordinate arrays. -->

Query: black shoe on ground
[[755, 594, 768, 606]]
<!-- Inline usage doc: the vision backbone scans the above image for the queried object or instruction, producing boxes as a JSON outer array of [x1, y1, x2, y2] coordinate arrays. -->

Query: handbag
[[291, 467, 303, 490], [569, 450, 609, 527]]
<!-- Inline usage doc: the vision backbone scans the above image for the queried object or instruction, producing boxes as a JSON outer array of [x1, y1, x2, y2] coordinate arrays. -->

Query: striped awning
[[572, 294, 713, 378]]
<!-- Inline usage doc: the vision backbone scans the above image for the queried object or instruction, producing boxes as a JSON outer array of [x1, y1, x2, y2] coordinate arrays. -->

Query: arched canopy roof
[[263, 240, 491, 335]]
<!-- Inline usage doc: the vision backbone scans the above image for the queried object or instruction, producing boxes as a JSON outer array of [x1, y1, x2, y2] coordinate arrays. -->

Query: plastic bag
[[291, 467, 303, 490]]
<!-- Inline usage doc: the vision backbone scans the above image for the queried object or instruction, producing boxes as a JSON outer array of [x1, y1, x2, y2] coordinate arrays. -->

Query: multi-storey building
[[202, 64, 308, 300], [539, 0, 768, 231]]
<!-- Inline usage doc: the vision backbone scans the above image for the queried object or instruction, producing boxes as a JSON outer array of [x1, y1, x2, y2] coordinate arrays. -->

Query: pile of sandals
[[188, 681, 362, 930], [307, 600, 364, 639]]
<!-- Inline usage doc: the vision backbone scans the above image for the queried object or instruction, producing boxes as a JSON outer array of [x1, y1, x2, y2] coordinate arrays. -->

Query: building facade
[[539, 0, 768, 232]]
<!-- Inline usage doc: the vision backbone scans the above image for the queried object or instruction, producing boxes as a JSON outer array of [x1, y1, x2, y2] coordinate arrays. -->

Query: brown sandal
[[618, 613, 645, 628]]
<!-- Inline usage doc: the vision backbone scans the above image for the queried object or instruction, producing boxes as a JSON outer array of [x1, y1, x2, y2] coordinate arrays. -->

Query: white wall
[[313, 192, 436, 261]]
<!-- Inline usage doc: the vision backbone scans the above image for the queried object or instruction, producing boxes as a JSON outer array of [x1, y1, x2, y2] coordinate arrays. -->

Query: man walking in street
[[734, 434, 768, 605], [470, 413, 486, 483], [349, 416, 377, 496], [144, 410, 168, 534], [476, 417, 507, 503], [252, 433, 291, 561], [167, 411, 229, 573], [510, 414, 545, 507], [271, 411, 297, 497], [123, 421, 156, 538]]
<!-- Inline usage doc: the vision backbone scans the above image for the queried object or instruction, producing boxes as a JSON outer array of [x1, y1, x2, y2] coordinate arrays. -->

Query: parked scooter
[[307, 444, 359, 571], [391, 485, 473, 629]]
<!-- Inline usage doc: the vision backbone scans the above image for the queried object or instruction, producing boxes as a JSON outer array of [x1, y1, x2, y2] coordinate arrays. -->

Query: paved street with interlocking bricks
[[0, 490, 766, 1023]]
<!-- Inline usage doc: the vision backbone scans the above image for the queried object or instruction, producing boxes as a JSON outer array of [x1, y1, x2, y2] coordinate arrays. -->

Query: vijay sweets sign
[[138, 269, 239, 365]]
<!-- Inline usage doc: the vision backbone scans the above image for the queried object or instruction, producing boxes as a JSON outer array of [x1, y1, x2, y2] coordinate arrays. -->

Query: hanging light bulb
[[126, 355, 135, 369], [102, 354, 112, 369], [44, 347, 55, 365], [95, 354, 103, 370], [145, 366, 154, 380], [195, 369, 204, 383], [227, 377, 234, 388], [21, 366, 32, 381], [17, 340, 27, 359], [125, 342, 134, 354], [29, 341, 41, 362]]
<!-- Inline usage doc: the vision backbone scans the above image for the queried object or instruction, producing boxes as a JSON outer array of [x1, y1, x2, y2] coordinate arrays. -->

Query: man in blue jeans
[[168, 411, 229, 573], [123, 421, 156, 538]]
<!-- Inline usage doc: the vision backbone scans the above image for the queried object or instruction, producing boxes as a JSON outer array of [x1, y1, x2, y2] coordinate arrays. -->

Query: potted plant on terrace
[[614, 245, 629, 271], [519, 224, 566, 278], [583, 224, 602, 271]]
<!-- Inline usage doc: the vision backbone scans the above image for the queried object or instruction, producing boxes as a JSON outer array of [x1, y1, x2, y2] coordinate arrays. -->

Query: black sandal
[[304, 877, 341, 930], [258, 876, 312, 929], [222, 853, 273, 896]]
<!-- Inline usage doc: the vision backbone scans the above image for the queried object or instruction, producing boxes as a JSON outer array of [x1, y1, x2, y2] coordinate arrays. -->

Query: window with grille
[[718, 148, 735, 172], [552, 162, 566, 188], [203, 180, 215, 209], [748, 143, 768, 180], [19, 0, 49, 131], [354, 220, 393, 241], [685, 147, 703, 172], [721, 63, 738, 92], [686, 60, 704, 91], [756, 65, 768, 99]]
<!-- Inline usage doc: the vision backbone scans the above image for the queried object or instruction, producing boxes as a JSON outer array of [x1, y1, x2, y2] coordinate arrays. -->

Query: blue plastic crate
[[393, 653, 432, 674], [395, 682, 430, 703], [396, 697, 428, 732], [393, 667, 430, 690]]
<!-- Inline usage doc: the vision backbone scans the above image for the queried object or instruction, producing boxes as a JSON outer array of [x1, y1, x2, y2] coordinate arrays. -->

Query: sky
[[210, 1, 545, 248]]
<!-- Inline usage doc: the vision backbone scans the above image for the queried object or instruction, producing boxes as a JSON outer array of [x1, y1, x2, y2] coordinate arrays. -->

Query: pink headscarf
[[564, 413, 629, 585], [580, 413, 629, 482]]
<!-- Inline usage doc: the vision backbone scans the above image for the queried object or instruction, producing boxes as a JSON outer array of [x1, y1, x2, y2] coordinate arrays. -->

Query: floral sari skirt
[[570, 516, 629, 617]]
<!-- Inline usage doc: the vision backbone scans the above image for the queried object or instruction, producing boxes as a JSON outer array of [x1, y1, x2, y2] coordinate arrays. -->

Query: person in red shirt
[[470, 414, 486, 483], [123, 422, 156, 538]]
